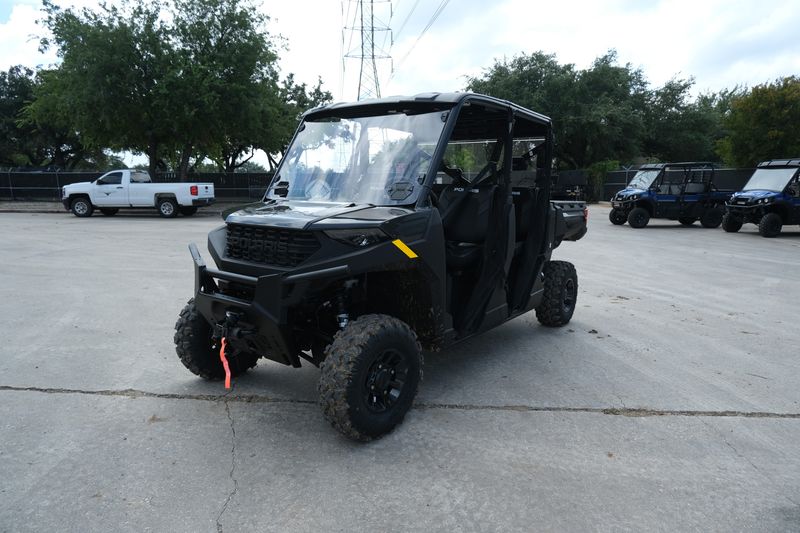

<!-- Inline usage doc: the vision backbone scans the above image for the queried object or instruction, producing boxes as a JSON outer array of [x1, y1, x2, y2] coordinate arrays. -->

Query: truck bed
[[552, 200, 588, 242]]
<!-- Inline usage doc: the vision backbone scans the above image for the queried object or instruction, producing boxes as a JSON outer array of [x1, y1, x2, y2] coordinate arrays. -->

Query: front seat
[[437, 183, 497, 270]]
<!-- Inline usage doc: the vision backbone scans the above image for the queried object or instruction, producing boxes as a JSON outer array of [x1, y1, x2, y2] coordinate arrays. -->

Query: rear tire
[[100, 208, 119, 216], [678, 216, 696, 226], [70, 197, 94, 217], [158, 198, 179, 218], [700, 207, 724, 228], [627, 207, 650, 228], [721, 213, 742, 233], [180, 206, 198, 216], [174, 299, 259, 380], [318, 315, 422, 441], [758, 212, 782, 238], [609, 208, 627, 225], [536, 260, 578, 327]]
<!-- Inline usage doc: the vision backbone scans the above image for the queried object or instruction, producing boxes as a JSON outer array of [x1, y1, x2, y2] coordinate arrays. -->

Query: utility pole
[[343, 0, 392, 100]]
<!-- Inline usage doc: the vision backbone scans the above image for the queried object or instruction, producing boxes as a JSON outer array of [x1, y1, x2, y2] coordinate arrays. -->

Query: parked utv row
[[609, 159, 800, 237]]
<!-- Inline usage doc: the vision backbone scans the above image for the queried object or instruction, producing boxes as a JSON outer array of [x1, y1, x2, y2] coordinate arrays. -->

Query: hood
[[730, 190, 783, 205], [224, 200, 405, 230], [63, 181, 92, 190], [615, 187, 647, 198], [732, 189, 779, 200]]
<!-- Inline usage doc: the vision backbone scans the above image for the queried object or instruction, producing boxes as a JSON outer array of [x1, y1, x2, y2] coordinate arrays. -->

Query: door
[[654, 169, 682, 218], [127, 170, 154, 206], [91, 171, 126, 206], [788, 175, 800, 224]]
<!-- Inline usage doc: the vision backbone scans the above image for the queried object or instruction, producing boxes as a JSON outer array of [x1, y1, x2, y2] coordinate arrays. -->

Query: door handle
[[116, 186, 124, 189]]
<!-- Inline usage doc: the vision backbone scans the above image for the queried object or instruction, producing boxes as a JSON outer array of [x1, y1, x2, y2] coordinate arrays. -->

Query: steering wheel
[[305, 178, 332, 200]]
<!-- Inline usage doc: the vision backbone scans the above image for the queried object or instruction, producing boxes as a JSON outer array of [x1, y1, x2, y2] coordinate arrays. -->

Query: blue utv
[[723, 159, 800, 237], [609, 162, 731, 228]]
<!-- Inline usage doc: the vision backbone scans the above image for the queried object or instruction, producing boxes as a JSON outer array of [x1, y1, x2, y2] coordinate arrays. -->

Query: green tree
[[2, 65, 115, 169], [32, 0, 330, 178], [467, 50, 646, 169], [717, 77, 800, 167], [32, 0, 176, 175]]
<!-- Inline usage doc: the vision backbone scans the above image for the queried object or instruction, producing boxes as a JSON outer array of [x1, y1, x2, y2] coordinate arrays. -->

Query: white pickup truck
[[61, 169, 215, 217]]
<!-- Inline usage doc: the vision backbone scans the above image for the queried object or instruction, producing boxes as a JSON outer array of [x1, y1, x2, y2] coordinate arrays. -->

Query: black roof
[[303, 92, 552, 127], [638, 162, 717, 171], [757, 158, 800, 168]]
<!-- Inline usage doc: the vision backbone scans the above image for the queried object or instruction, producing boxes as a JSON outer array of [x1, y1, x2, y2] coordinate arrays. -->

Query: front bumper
[[726, 203, 763, 220], [190, 243, 349, 367], [61, 198, 70, 210], [610, 199, 633, 209]]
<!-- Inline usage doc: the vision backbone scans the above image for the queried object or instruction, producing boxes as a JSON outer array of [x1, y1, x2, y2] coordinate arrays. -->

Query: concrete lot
[[1, 207, 798, 532]]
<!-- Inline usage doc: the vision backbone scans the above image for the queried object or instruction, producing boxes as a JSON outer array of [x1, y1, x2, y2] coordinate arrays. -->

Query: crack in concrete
[[700, 418, 800, 508], [215, 387, 238, 533], [2, 385, 800, 419]]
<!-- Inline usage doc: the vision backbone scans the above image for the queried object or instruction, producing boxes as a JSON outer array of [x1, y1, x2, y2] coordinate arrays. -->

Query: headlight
[[324, 228, 389, 247]]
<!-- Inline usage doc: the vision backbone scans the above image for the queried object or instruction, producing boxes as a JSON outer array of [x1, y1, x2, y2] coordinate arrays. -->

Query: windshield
[[628, 169, 660, 189], [743, 168, 797, 192], [268, 111, 446, 205]]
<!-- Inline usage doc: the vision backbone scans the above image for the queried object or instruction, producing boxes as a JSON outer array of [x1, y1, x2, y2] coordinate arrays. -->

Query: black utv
[[174, 93, 587, 441]]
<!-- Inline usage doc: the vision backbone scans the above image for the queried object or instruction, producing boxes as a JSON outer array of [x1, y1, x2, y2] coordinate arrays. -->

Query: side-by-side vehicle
[[723, 159, 800, 237], [609, 162, 731, 228], [173, 93, 587, 440]]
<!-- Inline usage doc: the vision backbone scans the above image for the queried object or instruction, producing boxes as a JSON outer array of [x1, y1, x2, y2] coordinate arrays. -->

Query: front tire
[[100, 208, 119, 216], [180, 206, 198, 216], [174, 299, 259, 380], [318, 315, 422, 441], [536, 260, 578, 327], [758, 212, 782, 238], [722, 213, 742, 233], [158, 198, 179, 218], [70, 197, 94, 217], [627, 207, 650, 228], [609, 208, 627, 225], [700, 207, 724, 228]]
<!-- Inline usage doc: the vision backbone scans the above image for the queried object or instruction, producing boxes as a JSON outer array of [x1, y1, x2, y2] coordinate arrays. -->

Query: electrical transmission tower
[[342, 0, 392, 100]]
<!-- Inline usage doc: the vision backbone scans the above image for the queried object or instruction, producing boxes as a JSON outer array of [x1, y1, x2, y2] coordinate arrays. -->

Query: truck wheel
[[758, 212, 782, 238], [174, 299, 259, 380], [536, 260, 578, 327], [609, 208, 627, 225], [100, 208, 119, 216], [721, 213, 742, 233], [700, 207, 724, 228], [678, 216, 696, 226], [627, 207, 650, 228], [179, 206, 198, 216], [158, 198, 179, 218], [318, 314, 422, 442], [70, 197, 94, 217]]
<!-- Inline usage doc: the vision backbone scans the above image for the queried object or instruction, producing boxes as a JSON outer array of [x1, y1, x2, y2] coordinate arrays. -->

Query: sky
[[1, 0, 798, 165]]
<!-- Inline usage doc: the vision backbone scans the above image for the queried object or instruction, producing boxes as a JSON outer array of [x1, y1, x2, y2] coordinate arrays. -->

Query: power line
[[390, 0, 451, 81], [392, 0, 419, 44]]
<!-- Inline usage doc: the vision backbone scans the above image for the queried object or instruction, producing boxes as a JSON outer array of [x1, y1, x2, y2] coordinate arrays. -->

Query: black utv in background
[[174, 93, 587, 441], [609, 162, 731, 228], [723, 159, 800, 237]]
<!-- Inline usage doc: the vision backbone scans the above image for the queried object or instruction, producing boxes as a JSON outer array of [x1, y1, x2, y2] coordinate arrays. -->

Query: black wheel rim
[[563, 278, 576, 313], [363, 349, 408, 413]]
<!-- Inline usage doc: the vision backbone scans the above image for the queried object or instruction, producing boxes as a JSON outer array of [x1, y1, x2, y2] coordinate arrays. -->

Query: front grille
[[225, 224, 320, 267]]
